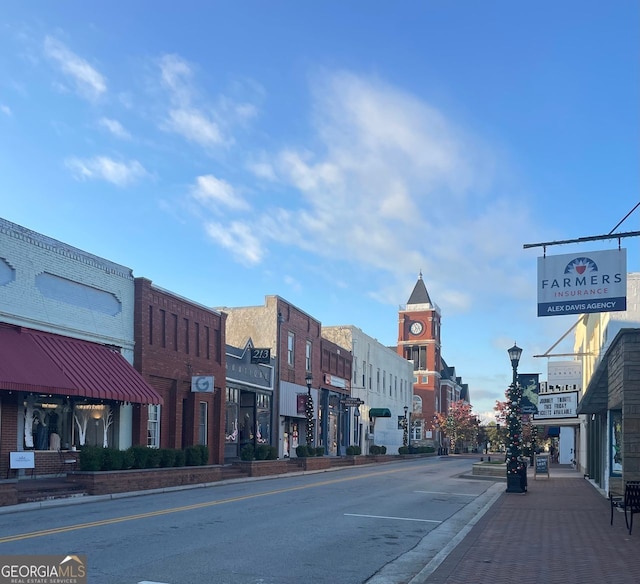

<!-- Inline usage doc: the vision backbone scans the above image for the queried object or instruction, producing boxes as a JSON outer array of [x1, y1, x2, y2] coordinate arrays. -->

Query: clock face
[[410, 321, 423, 335]]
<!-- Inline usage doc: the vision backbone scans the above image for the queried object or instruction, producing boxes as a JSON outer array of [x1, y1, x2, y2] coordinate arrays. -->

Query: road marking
[[414, 491, 476, 496], [344, 513, 441, 524], [139, 582, 170, 584], [0, 466, 413, 544]]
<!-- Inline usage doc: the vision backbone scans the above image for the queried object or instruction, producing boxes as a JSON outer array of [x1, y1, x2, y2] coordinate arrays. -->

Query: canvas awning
[[576, 355, 609, 415], [369, 408, 391, 419], [0, 324, 162, 404]]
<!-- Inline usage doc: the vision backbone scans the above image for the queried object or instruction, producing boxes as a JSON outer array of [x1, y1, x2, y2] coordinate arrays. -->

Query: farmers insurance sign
[[537, 248, 626, 317]]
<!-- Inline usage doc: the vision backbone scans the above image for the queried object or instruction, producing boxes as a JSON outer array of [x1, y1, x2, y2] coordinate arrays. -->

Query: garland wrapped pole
[[506, 343, 526, 493], [305, 374, 314, 446]]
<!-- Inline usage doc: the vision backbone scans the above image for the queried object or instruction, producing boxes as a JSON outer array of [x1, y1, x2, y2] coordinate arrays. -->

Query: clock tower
[[397, 272, 441, 445]]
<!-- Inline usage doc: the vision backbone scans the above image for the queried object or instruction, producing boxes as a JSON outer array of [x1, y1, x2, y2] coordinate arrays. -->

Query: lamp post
[[506, 343, 526, 493], [403, 405, 409, 447], [305, 373, 314, 447]]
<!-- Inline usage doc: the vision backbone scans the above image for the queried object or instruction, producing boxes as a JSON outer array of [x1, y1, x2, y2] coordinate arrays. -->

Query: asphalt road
[[0, 456, 502, 584]]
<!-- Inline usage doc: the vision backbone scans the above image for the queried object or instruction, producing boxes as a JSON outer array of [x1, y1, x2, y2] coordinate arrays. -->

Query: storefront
[[0, 324, 162, 474], [224, 343, 274, 461], [577, 328, 640, 494]]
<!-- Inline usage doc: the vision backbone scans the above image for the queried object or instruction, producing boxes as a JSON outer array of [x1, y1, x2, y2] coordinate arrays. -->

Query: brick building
[[397, 273, 442, 445], [133, 278, 226, 464], [221, 296, 322, 459]]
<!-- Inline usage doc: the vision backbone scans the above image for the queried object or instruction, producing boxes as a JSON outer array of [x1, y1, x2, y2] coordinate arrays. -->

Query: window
[[288, 332, 295, 366], [305, 340, 312, 371], [147, 405, 160, 448], [362, 360, 366, 388], [199, 402, 208, 446], [405, 346, 427, 371], [411, 419, 423, 441], [353, 357, 358, 384], [377, 368, 380, 392], [369, 364, 372, 389]]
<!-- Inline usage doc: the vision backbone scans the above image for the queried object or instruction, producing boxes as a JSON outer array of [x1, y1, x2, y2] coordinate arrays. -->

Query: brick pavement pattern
[[424, 473, 640, 584]]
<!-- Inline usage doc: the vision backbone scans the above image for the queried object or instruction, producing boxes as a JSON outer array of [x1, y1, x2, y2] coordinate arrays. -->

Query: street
[[0, 457, 500, 584]]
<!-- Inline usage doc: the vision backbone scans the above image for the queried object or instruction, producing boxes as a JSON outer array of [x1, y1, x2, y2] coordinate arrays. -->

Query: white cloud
[[165, 108, 223, 147], [43, 36, 106, 101], [226, 71, 534, 316], [98, 117, 131, 140], [0, 104, 12, 117], [192, 175, 249, 211], [65, 156, 148, 187], [204, 221, 263, 265]]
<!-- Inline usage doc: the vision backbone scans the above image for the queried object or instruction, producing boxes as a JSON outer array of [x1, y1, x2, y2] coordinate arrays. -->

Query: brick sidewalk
[[422, 468, 640, 584]]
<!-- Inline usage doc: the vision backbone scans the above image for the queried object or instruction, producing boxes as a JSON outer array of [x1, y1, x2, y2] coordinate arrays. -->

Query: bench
[[609, 481, 640, 535]]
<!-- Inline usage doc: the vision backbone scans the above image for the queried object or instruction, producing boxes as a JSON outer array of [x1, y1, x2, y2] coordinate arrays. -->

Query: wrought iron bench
[[609, 481, 640, 535]]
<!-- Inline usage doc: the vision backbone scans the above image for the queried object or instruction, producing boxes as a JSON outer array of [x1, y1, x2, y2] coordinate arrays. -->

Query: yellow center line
[[0, 466, 410, 543]]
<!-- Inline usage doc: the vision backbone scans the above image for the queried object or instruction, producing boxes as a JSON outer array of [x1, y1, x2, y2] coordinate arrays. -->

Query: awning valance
[[0, 325, 162, 405], [369, 408, 391, 419]]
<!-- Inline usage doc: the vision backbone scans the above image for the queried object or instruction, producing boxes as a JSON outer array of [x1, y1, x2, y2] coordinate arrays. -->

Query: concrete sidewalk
[[420, 465, 640, 584]]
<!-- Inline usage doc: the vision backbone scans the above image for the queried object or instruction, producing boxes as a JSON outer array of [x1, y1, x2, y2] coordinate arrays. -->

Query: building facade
[[133, 278, 227, 464], [575, 273, 640, 492], [397, 273, 442, 446], [322, 325, 413, 455], [224, 341, 275, 461], [0, 218, 161, 474], [222, 296, 322, 459]]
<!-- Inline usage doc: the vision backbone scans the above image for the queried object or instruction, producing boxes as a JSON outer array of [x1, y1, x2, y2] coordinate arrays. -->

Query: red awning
[[0, 325, 162, 405]]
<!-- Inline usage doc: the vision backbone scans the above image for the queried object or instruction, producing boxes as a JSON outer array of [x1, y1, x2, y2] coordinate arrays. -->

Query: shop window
[[611, 410, 622, 476], [147, 404, 160, 448], [225, 400, 238, 442], [199, 402, 208, 446]]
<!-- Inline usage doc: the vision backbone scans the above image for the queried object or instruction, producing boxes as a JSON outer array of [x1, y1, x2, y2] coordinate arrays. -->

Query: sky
[[1, 2, 638, 422]]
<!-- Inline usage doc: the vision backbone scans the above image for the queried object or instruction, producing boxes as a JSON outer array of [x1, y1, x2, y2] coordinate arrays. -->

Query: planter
[[233, 460, 291, 477], [290, 457, 331, 471], [472, 462, 507, 478], [66, 465, 224, 496]]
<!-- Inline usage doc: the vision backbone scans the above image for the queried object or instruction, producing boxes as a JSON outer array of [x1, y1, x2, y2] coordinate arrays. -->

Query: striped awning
[[0, 324, 162, 404]]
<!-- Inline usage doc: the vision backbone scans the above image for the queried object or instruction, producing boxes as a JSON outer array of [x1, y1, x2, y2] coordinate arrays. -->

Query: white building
[[322, 325, 413, 454]]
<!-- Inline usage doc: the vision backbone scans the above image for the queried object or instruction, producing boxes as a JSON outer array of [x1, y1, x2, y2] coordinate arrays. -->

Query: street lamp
[[403, 405, 409, 447], [506, 343, 526, 493], [305, 373, 314, 447]]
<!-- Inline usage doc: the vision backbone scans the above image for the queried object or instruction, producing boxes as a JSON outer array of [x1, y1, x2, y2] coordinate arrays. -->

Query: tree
[[433, 401, 477, 453]]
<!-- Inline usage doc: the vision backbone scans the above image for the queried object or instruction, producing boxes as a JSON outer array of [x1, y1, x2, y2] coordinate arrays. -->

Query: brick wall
[[134, 278, 226, 464]]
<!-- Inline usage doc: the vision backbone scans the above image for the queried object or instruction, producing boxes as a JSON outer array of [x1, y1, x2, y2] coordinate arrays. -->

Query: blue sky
[[1, 2, 638, 421]]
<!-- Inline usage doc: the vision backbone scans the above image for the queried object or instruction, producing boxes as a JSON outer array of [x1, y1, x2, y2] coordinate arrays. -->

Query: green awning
[[369, 408, 391, 419]]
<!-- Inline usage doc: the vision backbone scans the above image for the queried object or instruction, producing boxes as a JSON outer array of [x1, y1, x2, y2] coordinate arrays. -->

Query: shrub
[[129, 446, 150, 469], [185, 445, 206, 466], [255, 444, 271, 460], [296, 444, 311, 458], [159, 449, 176, 468], [240, 444, 255, 461], [79, 446, 102, 471], [370, 445, 386, 455], [146, 448, 162, 468], [315, 446, 325, 456], [398, 446, 409, 455], [197, 445, 209, 465], [266, 446, 278, 460], [173, 449, 186, 467], [101, 447, 125, 470], [346, 445, 361, 455]]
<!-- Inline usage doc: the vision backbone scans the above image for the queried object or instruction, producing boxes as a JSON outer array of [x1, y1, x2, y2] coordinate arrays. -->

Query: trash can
[[519, 461, 528, 492]]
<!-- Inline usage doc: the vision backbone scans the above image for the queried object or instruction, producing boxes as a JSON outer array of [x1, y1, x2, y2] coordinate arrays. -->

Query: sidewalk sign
[[534, 454, 550, 479]]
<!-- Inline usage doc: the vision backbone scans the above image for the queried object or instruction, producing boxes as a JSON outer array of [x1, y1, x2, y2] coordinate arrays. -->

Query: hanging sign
[[537, 248, 626, 317], [191, 376, 214, 393]]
